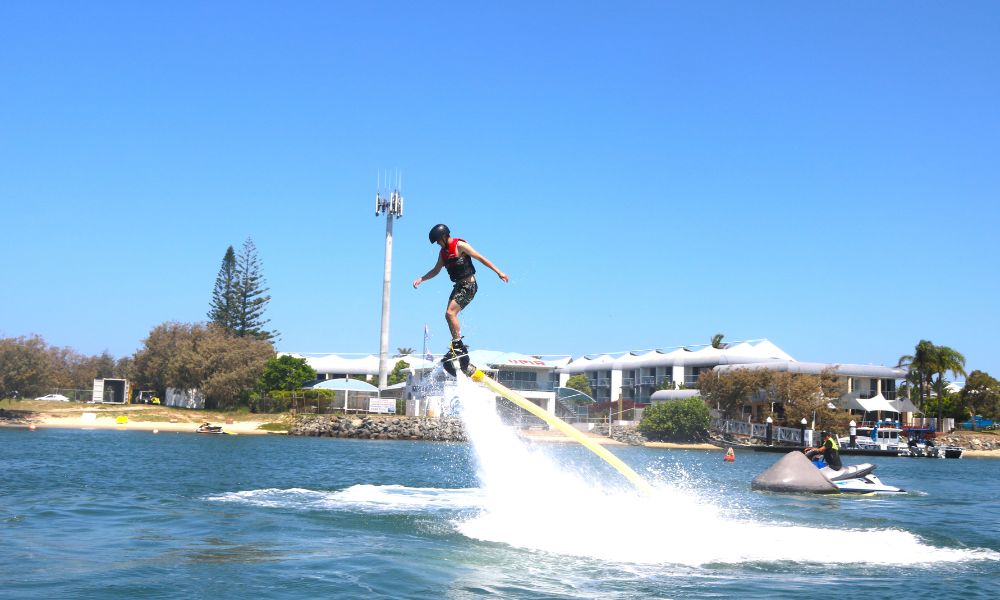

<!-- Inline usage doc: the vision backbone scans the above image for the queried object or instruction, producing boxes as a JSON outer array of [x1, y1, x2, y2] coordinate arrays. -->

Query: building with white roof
[[284, 339, 909, 422]]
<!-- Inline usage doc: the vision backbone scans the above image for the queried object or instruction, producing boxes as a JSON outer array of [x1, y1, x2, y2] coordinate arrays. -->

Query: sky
[[1, 1, 998, 379]]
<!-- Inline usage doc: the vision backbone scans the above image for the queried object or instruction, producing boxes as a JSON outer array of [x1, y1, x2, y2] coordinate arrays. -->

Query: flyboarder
[[413, 223, 508, 374]]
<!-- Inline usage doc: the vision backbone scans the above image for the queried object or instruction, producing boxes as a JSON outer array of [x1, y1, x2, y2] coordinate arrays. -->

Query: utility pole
[[375, 173, 403, 391]]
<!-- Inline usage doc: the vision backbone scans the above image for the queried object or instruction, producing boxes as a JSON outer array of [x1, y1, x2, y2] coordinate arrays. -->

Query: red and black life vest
[[440, 237, 476, 282]]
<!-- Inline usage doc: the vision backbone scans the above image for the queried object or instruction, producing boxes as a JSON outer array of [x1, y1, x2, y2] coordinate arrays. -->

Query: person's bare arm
[[413, 255, 445, 288], [458, 241, 509, 282]]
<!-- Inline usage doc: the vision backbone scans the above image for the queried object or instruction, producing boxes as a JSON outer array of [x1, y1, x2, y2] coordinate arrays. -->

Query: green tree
[[930, 344, 966, 427], [697, 367, 764, 420], [639, 397, 710, 442], [259, 355, 316, 391], [762, 370, 845, 427], [131, 322, 274, 409], [898, 340, 936, 412], [0, 335, 51, 399], [710, 333, 726, 349], [960, 370, 1000, 424], [387, 360, 410, 386], [208, 245, 238, 333], [234, 237, 277, 341], [564, 374, 592, 398]]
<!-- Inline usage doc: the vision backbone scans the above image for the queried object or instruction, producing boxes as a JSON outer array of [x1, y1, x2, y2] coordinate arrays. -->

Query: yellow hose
[[470, 369, 653, 495]]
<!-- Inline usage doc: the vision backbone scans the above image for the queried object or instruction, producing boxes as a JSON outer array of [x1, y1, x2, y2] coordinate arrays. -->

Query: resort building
[[285, 339, 910, 423]]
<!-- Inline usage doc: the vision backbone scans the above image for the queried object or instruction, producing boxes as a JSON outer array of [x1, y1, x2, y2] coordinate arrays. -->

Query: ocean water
[[2, 377, 999, 599]]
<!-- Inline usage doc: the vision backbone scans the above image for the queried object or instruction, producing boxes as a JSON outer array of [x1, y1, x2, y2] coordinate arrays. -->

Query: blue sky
[[2, 1, 998, 378]]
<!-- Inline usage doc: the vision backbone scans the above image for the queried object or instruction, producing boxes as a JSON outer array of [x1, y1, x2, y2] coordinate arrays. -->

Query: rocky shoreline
[[938, 432, 999, 452], [289, 414, 468, 441]]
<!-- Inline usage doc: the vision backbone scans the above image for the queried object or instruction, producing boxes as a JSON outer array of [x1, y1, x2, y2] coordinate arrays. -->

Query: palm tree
[[930, 345, 966, 429], [710, 333, 726, 349], [395, 347, 415, 357], [898, 340, 936, 413]]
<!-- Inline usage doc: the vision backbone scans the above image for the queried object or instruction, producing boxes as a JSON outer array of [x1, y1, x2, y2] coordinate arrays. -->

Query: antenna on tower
[[375, 169, 403, 219]]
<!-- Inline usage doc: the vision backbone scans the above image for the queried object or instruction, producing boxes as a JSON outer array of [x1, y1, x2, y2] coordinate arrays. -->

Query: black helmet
[[429, 223, 450, 244]]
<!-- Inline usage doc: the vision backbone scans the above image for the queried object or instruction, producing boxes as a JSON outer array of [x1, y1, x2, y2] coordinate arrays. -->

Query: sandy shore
[[2, 412, 276, 435], [958, 449, 1000, 458]]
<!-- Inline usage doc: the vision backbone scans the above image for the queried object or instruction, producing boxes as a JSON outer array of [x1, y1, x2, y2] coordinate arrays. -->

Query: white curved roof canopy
[[713, 361, 906, 379], [285, 353, 381, 376], [560, 340, 796, 373], [649, 389, 701, 401]]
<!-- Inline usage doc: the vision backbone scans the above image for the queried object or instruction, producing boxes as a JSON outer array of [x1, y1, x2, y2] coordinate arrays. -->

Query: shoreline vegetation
[[1, 402, 997, 456]]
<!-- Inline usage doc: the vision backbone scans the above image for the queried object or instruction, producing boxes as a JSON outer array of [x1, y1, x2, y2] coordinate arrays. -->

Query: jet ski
[[832, 472, 905, 494], [817, 462, 904, 494], [819, 463, 876, 482]]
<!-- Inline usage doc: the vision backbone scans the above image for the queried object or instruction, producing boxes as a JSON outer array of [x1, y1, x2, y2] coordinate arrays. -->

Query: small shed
[[92, 378, 129, 404]]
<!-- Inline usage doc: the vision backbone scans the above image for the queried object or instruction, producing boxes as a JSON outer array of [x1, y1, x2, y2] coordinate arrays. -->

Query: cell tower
[[375, 171, 404, 390]]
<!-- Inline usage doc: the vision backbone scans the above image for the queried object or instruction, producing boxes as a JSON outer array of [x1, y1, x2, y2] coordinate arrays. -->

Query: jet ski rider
[[806, 431, 843, 471]]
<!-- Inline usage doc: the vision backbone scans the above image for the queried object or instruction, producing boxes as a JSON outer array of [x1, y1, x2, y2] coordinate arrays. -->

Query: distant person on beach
[[806, 431, 842, 470], [413, 224, 508, 361]]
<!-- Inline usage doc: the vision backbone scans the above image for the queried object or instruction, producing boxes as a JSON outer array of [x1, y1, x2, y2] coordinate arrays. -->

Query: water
[[2, 377, 998, 599]]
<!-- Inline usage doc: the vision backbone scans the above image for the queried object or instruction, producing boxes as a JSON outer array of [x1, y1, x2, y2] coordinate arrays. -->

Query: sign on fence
[[368, 397, 396, 414]]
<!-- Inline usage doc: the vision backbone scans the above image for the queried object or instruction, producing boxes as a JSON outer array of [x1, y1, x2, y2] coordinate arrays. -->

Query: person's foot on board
[[442, 338, 470, 377]]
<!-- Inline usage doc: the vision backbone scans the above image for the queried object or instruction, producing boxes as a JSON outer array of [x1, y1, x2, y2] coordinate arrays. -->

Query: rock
[[288, 415, 466, 442]]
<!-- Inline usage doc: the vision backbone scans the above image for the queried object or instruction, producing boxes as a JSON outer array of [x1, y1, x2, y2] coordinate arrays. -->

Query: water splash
[[447, 373, 1000, 566], [207, 485, 483, 513], [208, 370, 998, 567]]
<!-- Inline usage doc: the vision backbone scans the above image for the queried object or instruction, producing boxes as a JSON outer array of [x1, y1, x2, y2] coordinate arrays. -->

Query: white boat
[[839, 423, 908, 454]]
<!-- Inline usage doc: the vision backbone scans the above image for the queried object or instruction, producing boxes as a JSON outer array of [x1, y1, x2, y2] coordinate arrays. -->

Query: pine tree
[[233, 237, 277, 341], [208, 246, 239, 333]]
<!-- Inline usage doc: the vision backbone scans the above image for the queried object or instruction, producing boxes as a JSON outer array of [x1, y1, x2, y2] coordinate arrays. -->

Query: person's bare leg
[[446, 300, 462, 342]]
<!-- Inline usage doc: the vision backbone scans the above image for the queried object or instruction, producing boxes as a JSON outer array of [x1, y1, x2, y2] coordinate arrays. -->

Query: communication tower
[[375, 172, 404, 390]]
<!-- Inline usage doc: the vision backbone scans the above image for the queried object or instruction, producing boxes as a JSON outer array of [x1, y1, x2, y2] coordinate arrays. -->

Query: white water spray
[[444, 372, 998, 566], [208, 370, 998, 566]]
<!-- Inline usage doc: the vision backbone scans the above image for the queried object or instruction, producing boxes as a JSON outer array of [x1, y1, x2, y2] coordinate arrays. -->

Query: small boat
[[197, 424, 225, 434]]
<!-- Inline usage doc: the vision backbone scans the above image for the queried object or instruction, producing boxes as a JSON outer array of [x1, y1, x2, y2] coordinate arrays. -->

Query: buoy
[[153, 428, 159, 434], [724, 447, 736, 462], [28, 423, 36, 430]]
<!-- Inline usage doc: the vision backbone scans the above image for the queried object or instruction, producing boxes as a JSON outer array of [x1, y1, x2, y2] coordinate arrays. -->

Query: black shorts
[[449, 279, 478, 309]]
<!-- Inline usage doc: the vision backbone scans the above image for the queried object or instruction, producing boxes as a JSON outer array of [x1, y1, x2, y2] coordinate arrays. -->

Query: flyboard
[[445, 352, 653, 495]]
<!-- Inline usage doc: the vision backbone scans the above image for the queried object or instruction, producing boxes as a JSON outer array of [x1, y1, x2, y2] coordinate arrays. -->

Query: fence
[[252, 392, 404, 416], [711, 418, 809, 445]]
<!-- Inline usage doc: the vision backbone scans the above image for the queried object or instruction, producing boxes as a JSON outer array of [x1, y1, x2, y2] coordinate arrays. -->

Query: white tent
[[857, 393, 899, 413]]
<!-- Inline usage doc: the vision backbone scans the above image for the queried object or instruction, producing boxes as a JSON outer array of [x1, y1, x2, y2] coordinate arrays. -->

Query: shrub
[[639, 397, 710, 442]]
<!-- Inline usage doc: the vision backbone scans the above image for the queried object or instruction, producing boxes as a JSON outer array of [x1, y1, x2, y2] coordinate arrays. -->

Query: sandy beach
[[0, 405, 277, 435]]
